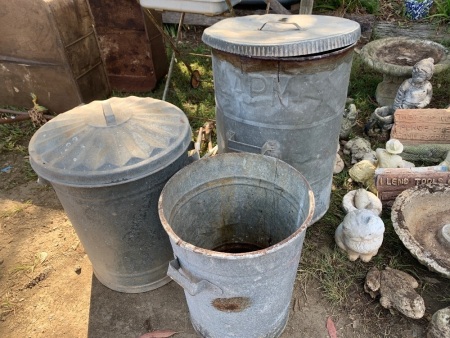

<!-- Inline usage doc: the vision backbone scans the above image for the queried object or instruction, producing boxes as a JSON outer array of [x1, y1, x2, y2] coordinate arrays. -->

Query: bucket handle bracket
[[227, 131, 282, 159], [168, 259, 223, 296]]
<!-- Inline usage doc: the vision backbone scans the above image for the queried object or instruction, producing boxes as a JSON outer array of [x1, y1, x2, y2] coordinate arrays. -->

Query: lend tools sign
[[375, 166, 450, 204]]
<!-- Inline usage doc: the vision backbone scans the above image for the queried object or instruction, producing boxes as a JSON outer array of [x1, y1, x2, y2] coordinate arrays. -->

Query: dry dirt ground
[[0, 133, 449, 338]]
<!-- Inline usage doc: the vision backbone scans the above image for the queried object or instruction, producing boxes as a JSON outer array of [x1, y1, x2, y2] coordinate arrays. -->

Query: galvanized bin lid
[[202, 14, 361, 57], [29, 96, 192, 187]]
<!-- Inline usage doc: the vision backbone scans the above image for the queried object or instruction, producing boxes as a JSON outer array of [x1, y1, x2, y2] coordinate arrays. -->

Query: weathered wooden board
[[391, 109, 450, 145], [373, 21, 449, 43], [375, 166, 450, 203]]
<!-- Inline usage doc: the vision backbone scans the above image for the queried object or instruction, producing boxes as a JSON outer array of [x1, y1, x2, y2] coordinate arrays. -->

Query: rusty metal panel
[[88, 0, 169, 92], [0, 0, 110, 113]]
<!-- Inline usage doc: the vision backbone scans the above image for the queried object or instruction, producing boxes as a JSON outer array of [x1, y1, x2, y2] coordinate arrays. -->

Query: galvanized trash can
[[202, 14, 361, 223], [158, 153, 314, 338], [28, 96, 192, 293]]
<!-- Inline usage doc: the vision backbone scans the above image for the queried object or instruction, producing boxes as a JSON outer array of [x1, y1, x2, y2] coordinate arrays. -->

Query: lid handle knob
[[259, 19, 302, 31], [102, 102, 117, 126]]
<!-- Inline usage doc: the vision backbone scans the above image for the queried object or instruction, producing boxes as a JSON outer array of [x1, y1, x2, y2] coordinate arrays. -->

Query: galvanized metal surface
[[202, 14, 361, 58], [210, 47, 355, 223], [28, 96, 192, 293], [29, 96, 192, 187], [159, 153, 315, 338]]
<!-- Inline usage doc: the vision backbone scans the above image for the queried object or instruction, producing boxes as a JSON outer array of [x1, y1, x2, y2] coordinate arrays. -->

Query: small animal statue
[[364, 266, 425, 319], [348, 160, 377, 193], [340, 103, 358, 140], [335, 209, 385, 262], [343, 137, 376, 164], [342, 188, 382, 216], [365, 57, 434, 134]]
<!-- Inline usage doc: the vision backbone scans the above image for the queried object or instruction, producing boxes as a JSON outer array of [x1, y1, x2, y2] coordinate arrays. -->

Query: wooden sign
[[375, 166, 450, 204], [391, 109, 450, 145]]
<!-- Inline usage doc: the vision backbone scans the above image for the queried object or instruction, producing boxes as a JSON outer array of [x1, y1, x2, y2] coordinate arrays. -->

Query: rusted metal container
[[202, 14, 361, 223], [159, 153, 314, 338], [29, 97, 192, 293], [0, 0, 110, 113], [88, 0, 169, 92]]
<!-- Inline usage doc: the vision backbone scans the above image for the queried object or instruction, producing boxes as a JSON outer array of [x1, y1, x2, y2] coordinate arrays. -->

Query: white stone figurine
[[365, 57, 435, 133], [376, 139, 415, 168], [335, 209, 385, 262], [342, 188, 382, 216]]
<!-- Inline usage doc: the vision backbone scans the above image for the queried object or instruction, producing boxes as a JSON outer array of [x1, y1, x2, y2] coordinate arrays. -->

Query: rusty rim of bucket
[[158, 153, 315, 258]]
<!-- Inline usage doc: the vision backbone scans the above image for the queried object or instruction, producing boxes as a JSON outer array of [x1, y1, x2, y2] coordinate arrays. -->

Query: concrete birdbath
[[391, 184, 450, 279], [360, 37, 450, 106]]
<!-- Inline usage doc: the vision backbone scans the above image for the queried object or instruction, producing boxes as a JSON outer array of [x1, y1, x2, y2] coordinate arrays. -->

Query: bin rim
[[158, 153, 315, 259]]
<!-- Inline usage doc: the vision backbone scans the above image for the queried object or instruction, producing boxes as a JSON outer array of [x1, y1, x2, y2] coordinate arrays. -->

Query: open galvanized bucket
[[158, 153, 314, 338]]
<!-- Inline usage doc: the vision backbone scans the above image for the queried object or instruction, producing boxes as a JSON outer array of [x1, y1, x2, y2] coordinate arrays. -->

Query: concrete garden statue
[[342, 188, 382, 216], [427, 307, 450, 338], [375, 139, 415, 168], [348, 160, 377, 193], [364, 266, 426, 319], [334, 142, 345, 174], [340, 103, 358, 140], [343, 137, 377, 164], [335, 209, 385, 262], [365, 57, 434, 134]]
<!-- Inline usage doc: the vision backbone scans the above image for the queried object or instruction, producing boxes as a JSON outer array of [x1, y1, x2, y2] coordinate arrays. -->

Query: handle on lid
[[259, 19, 302, 31], [102, 102, 117, 126]]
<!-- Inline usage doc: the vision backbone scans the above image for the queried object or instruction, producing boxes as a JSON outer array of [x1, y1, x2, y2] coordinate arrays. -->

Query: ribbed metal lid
[[202, 14, 361, 57], [29, 96, 192, 187]]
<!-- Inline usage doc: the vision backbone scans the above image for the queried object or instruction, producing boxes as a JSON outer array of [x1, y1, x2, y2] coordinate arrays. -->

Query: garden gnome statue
[[365, 57, 434, 133], [335, 209, 385, 262], [376, 139, 415, 168]]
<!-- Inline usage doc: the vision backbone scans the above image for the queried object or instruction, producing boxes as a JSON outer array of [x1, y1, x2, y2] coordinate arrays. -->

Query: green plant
[[314, 0, 379, 14], [0, 121, 36, 154], [429, 0, 450, 23]]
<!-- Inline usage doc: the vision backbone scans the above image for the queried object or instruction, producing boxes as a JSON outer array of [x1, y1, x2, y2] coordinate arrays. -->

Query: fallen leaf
[[326, 316, 337, 338], [139, 330, 179, 338]]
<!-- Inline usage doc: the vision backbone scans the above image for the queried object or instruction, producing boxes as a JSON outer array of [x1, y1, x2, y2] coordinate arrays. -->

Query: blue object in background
[[405, 0, 434, 20]]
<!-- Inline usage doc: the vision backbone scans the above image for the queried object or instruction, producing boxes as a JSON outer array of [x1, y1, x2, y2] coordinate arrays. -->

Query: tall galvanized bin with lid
[[28, 97, 192, 293], [202, 14, 361, 223]]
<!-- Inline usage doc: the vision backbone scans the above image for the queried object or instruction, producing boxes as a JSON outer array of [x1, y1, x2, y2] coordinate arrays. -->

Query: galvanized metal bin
[[202, 14, 361, 223], [28, 96, 192, 293], [159, 153, 314, 338]]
